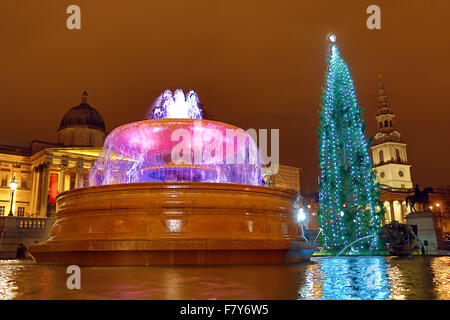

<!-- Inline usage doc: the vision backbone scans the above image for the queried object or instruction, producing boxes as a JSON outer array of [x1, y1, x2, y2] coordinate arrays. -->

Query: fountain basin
[[29, 182, 316, 265]]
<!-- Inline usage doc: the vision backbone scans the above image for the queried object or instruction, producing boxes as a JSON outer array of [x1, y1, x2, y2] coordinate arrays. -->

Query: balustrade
[[17, 217, 48, 230]]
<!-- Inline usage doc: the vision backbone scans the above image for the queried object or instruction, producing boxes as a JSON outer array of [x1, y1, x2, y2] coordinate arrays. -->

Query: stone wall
[[270, 165, 300, 192], [0, 216, 54, 259]]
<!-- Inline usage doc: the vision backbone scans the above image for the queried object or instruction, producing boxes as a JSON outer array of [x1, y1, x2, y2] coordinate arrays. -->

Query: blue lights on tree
[[317, 36, 384, 254]]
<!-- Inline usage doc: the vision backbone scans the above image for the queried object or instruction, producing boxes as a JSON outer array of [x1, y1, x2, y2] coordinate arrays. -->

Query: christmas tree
[[317, 35, 383, 254]]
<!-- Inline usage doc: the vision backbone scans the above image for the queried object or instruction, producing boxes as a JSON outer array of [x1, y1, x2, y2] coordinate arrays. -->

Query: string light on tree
[[317, 34, 384, 254]]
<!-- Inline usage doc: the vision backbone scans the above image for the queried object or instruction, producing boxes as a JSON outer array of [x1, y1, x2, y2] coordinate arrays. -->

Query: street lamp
[[297, 208, 307, 223], [436, 203, 443, 231], [8, 177, 18, 216]]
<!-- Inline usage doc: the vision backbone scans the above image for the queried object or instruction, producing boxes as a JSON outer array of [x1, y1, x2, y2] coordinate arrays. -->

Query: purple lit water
[[148, 89, 203, 120], [89, 90, 262, 187]]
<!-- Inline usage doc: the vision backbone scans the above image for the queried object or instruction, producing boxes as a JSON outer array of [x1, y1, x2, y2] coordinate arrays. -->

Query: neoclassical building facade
[[0, 92, 106, 217]]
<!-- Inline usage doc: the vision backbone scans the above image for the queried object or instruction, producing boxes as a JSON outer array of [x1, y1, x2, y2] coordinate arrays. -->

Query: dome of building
[[57, 91, 107, 147], [58, 91, 106, 133]]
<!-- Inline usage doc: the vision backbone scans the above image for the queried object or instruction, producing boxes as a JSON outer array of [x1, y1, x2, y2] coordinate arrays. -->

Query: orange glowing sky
[[1, 0, 449, 192]]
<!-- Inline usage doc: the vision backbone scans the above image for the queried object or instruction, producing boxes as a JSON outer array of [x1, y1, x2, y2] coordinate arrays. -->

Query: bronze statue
[[406, 184, 434, 212]]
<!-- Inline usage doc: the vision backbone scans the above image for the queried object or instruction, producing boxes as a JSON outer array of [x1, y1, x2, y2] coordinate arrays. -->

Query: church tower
[[371, 71, 413, 189]]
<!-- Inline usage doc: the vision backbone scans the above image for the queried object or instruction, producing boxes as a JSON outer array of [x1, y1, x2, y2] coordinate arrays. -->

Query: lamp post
[[436, 203, 443, 231], [8, 176, 18, 216]]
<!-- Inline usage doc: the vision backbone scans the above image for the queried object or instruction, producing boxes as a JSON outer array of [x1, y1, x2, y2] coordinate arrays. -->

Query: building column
[[59, 161, 68, 193], [389, 201, 395, 222], [29, 166, 37, 216], [30, 166, 41, 216], [75, 160, 84, 188], [39, 161, 51, 217], [400, 200, 406, 223]]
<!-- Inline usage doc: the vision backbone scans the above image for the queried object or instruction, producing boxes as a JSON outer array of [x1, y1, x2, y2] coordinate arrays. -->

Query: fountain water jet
[[334, 234, 379, 257], [148, 89, 203, 119]]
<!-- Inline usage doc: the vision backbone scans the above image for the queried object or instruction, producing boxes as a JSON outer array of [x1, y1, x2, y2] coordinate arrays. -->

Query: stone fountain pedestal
[[405, 211, 439, 254], [29, 182, 317, 265]]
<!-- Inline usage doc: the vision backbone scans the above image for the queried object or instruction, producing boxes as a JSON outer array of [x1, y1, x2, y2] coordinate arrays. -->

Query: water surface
[[0, 256, 448, 300]]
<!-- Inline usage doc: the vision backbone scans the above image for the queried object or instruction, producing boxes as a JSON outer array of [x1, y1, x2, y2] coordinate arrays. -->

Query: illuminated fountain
[[30, 89, 316, 265], [89, 90, 262, 187]]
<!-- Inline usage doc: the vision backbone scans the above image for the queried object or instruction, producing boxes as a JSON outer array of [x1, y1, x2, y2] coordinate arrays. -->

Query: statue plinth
[[405, 211, 438, 254]]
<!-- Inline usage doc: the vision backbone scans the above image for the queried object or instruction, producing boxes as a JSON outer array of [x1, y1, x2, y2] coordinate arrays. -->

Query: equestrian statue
[[406, 184, 434, 212]]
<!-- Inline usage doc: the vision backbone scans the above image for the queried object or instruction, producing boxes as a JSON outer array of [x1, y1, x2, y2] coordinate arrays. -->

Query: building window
[[0, 205, 5, 215], [21, 178, 27, 189], [380, 172, 385, 178], [89, 133, 94, 145], [399, 170, 404, 177], [1, 175, 7, 187], [379, 122, 382, 128], [379, 150, 384, 163], [17, 206, 25, 217], [384, 120, 388, 127]]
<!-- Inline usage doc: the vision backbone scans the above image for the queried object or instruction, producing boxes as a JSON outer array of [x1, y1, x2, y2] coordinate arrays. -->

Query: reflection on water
[[0, 257, 448, 300], [299, 257, 391, 299], [431, 258, 450, 299]]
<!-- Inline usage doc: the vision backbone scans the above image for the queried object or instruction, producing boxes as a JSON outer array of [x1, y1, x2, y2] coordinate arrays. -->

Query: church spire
[[374, 70, 400, 140], [377, 70, 394, 116], [378, 70, 388, 108], [370, 71, 412, 189], [82, 90, 88, 104]]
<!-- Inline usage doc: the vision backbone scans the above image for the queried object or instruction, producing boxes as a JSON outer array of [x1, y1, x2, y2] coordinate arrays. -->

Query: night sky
[[1, 0, 449, 192]]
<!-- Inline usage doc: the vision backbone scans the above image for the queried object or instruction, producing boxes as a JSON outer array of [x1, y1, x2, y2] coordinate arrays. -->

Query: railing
[[382, 187, 414, 193], [382, 185, 450, 195], [17, 217, 48, 230], [0, 216, 54, 258], [374, 158, 407, 166]]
